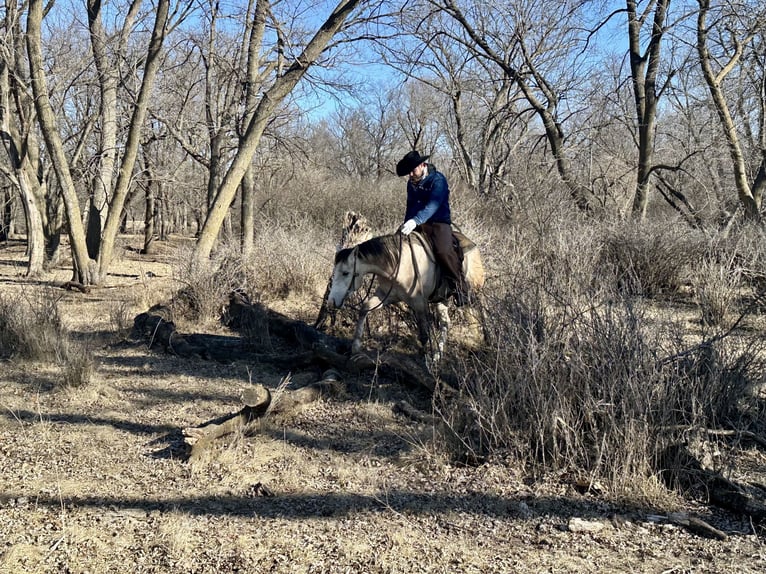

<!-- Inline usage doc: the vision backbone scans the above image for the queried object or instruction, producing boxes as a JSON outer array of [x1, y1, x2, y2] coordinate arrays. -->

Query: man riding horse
[[396, 150, 472, 307]]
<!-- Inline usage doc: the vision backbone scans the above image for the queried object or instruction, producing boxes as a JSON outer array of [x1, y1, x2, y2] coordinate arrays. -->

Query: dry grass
[[433, 216, 766, 501], [0, 289, 93, 387]]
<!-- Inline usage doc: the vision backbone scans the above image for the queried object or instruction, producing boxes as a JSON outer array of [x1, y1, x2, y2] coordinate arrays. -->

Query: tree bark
[[240, 166, 255, 257], [17, 169, 45, 276]]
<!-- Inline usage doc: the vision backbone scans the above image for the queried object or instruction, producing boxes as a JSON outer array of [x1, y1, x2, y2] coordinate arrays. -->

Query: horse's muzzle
[[328, 293, 345, 309]]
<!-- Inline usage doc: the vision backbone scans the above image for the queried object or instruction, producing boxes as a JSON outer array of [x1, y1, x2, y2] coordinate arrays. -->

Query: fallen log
[[133, 305, 209, 358], [661, 438, 766, 524], [132, 293, 441, 394], [225, 290, 344, 351], [182, 370, 345, 461]]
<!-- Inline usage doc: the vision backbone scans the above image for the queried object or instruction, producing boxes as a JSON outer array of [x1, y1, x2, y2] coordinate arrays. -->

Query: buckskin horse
[[327, 230, 484, 361]]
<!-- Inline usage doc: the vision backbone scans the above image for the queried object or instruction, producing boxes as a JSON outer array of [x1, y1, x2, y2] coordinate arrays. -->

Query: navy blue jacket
[[404, 165, 452, 225]]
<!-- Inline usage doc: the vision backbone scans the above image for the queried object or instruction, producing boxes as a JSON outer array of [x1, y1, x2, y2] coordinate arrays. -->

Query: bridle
[[339, 231, 437, 314]]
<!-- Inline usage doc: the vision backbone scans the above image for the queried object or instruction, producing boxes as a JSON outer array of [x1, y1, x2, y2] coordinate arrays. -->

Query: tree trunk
[[193, 0, 365, 265], [27, 0, 98, 284], [85, 0, 142, 260], [158, 182, 169, 241], [97, 0, 171, 278], [240, 165, 255, 257], [143, 181, 156, 254], [0, 187, 11, 242], [627, 0, 669, 220], [696, 0, 761, 219]]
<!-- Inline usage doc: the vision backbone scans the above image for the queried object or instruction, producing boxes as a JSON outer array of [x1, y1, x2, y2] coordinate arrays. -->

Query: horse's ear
[[335, 247, 353, 264]]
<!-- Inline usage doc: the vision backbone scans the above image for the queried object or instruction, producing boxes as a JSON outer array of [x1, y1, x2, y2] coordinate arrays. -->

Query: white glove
[[401, 219, 417, 235]]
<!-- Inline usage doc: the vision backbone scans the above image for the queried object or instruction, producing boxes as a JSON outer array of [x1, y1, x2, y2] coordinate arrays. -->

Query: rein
[[342, 232, 407, 314]]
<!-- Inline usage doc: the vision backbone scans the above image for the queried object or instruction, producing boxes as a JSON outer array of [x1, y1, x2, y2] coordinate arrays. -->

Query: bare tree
[[330, 87, 400, 179], [192, 0, 371, 265], [382, 10, 525, 196], [26, 0, 185, 284], [0, 0, 48, 275], [627, 0, 673, 219], [433, 0, 598, 212], [696, 0, 766, 219], [84, 0, 142, 258]]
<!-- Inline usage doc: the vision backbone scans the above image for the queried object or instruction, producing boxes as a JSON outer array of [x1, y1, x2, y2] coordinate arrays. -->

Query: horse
[[327, 230, 485, 360]]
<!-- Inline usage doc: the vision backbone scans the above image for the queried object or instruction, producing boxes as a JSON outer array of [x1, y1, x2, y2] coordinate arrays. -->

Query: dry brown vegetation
[[2, 206, 766, 572]]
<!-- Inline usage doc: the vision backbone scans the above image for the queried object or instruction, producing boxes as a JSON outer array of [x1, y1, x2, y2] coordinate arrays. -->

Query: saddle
[[413, 227, 478, 304], [413, 228, 476, 258]]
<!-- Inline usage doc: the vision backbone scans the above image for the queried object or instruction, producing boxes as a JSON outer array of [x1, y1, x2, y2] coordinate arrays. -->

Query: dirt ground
[[1, 237, 765, 574]]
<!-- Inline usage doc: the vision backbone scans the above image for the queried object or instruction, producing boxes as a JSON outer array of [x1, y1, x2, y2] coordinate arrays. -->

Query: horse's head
[[328, 247, 363, 308]]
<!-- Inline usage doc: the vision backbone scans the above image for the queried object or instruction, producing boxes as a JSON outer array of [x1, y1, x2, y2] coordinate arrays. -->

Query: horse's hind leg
[[423, 302, 450, 364], [434, 302, 450, 359]]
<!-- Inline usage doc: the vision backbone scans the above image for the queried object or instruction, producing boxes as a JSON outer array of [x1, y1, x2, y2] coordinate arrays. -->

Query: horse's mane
[[335, 234, 401, 270]]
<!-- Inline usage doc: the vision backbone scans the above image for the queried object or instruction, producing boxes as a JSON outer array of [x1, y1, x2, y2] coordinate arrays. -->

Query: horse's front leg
[[351, 290, 389, 354], [351, 308, 369, 354], [433, 301, 451, 361]]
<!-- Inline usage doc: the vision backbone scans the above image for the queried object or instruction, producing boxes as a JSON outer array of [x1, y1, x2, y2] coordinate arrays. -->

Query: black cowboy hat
[[396, 150, 430, 177]]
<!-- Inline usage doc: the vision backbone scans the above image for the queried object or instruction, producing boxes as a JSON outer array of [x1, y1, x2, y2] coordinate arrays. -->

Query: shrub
[[440, 283, 765, 493], [171, 216, 335, 324], [0, 290, 67, 362], [691, 252, 744, 328], [434, 215, 765, 497], [597, 222, 705, 296], [0, 290, 93, 387]]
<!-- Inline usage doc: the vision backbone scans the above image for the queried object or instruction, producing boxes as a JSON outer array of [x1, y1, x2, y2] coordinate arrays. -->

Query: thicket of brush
[[171, 169, 766, 500], [436, 218, 766, 497]]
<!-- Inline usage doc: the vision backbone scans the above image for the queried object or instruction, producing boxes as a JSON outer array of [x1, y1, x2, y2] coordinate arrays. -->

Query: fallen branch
[[662, 440, 766, 524], [132, 293, 441, 394], [392, 400, 437, 425], [182, 370, 345, 461], [667, 512, 728, 540]]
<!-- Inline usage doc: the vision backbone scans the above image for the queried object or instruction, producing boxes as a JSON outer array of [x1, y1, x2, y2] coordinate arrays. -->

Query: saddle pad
[[452, 230, 477, 254]]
